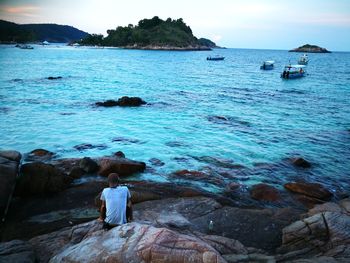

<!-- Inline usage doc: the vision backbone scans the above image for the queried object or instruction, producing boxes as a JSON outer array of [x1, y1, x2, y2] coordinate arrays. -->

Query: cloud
[[1, 5, 39, 17]]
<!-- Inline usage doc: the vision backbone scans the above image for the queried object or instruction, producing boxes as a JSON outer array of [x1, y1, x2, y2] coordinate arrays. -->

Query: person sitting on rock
[[99, 173, 132, 230]]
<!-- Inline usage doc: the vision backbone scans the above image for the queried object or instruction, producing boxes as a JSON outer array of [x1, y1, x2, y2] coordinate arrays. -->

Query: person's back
[[101, 185, 130, 225], [99, 173, 132, 229]]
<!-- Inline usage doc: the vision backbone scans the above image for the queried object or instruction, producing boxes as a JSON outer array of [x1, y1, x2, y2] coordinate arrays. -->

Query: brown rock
[[15, 162, 73, 196], [98, 157, 146, 177], [68, 167, 86, 179], [250, 183, 280, 202], [284, 182, 333, 201], [79, 157, 99, 173], [26, 149, 54, 161], [171, 169, 224, 186], [291, 157, 311, 168], [116, 96, 146, 107]]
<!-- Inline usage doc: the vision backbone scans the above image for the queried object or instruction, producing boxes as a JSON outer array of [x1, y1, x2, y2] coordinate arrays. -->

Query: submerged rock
[[149, 158, 165, 166], [250, 183, 280, 202], [290, 157, 311, 168], [26, 149, 55, 162], [47, 76, 62, 80], [171, 169, 224, 186], [95, 99, 118, 107], [73, 143, 107, 151], [284, 182, 333, 201], [15, 162, 73, 196]]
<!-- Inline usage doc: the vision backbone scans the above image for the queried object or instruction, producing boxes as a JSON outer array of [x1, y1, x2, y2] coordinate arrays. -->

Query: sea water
[[0, 45, 349, 193]]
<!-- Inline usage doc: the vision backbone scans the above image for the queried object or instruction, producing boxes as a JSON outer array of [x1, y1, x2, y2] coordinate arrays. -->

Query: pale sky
[[1, 0, 350, 51]]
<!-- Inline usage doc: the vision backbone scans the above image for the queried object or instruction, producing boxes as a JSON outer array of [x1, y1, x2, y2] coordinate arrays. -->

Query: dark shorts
[[102, 221, 119, 230]]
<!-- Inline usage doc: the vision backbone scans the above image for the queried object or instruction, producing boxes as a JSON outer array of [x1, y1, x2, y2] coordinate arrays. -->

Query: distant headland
[[289, 44, 331, 53], [78, 16, 220, 51], [0, 20, 88, 43]]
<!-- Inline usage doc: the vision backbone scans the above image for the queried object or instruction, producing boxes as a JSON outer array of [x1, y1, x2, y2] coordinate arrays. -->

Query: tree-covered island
[[79, 16, 220, 50]]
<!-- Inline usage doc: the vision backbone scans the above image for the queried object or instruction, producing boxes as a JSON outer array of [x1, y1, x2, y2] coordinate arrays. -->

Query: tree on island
[[78, 16, 217, 49]]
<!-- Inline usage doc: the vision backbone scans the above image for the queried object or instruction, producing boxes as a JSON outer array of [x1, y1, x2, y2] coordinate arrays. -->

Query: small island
[[78, 16, 219, 50], [289, 44, 331, 53]]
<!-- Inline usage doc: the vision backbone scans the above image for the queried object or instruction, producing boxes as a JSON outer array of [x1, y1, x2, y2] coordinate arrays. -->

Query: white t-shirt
[[100, 186, 131, 225]]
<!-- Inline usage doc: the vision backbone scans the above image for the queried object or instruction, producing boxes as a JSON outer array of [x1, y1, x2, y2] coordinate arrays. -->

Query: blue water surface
[[1, 44, 349, 193]]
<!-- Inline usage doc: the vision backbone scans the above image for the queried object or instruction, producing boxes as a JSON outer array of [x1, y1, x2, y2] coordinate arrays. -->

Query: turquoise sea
[[1, 44, 349, 194]]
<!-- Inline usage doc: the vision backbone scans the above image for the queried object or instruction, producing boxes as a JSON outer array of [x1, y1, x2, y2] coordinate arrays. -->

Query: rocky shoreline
[[1, 149, 349, 262], [121, 44, 212, 51]]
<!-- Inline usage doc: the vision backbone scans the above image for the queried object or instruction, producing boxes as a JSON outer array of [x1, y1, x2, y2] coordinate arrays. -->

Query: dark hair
[[108, 173, 120, 185]]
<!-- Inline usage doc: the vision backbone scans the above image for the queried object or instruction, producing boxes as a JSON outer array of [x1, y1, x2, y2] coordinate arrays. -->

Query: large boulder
[[290, 157, 311, 168], [98, 157, 146, 177], [0, 239, 36, 263], [278, 211, 350, 260], [50, 222, 226, 263], [15, 162, 73, 196], [79, 157, 99, 173], [0, 150, 21, 210], [284, 182, 333, 201], [250, 183, 280, 202]]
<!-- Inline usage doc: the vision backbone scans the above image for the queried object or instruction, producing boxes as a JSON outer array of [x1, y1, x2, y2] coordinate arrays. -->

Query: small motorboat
[[207, 55, 225, 61], [260, 60, 274, 70], [281, 65, 306, 79], [298, 54, 309, 65]]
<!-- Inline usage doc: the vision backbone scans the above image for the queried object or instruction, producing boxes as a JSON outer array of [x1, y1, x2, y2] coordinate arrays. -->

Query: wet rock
[[149, 158, 165, 166], [250, 183, 280, 202], [0, 239, 36, 263], [15, 162, 73, 196], [98, 157, 146, 177], [0, 150, 22, 162], [26, 149, 55, 162], [116, 96, 146, 107], [290, 157, 311, 168], [95, 99, 118, 107], [79, 157, 99, 173], [73, 143, 108, 151], [68, 167, 86, 179], [50, 158, 81, 175], [114, 151, 125, 158], [0, 151, 21, 210], [306, 199, 350, 217], [50, 222, 226, 263], [284, 182, 333, 201], [47, 76, 62, 80]]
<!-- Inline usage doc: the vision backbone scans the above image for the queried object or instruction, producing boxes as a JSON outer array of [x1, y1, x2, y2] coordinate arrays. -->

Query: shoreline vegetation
[[76, 16, 220, 51], [1, 148, 349, 262]]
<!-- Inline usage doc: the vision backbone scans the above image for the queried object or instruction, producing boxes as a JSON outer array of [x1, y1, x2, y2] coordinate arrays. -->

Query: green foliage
[[80, 34, 104, 46], [80, 16, 206, 48]]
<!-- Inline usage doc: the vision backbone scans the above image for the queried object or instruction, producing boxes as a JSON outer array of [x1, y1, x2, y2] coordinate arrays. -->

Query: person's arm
[[99, 200, 106, 221], [126, 189, 133, 222], [98, 190, 106, 221]]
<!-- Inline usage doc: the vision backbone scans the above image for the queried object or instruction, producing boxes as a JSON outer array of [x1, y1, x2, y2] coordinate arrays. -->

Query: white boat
[[42, 41, 50, 45], [260, 60, 274, 70], [298, 54, 309, 65], [281, 65, 306, 79]]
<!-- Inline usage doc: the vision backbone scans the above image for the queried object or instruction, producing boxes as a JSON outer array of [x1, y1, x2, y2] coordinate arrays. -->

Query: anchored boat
[[281, 65, 306, 79], [260, 60, 274, 70], [298, 54, 309, 65], [207, 55, 225, 61]]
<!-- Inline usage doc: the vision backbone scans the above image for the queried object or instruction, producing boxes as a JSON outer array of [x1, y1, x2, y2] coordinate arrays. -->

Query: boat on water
[[15, 44, 34, 49], [260, 60, 274, 70], [281, 65, 306, 79], [207, 55, 225, 61], [298, 54, 309, 65]]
